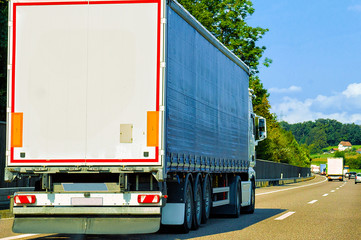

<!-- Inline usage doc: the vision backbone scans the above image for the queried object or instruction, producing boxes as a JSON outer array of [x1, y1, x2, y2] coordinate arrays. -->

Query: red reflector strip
[[138, 195, 160, 204], [14, 195, 36, 204]]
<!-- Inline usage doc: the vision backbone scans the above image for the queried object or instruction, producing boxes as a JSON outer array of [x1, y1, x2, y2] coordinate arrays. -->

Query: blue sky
[[247, 0, 361, 124]]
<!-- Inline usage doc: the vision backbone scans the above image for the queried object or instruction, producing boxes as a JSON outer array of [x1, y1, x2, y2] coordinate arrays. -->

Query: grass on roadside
[[311, 159, 327, 166]]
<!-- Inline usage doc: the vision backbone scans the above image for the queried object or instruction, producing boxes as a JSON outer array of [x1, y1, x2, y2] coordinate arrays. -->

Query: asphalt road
[[1, 175, 360, 240]]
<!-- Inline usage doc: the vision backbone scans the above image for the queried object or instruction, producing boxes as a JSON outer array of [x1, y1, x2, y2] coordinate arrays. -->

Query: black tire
[[201, 174, 212, 224], [242, 180, 255, 214], [179, 175, 194, 233], [232, 176, 242, 218], [192, 174, 203, 230]]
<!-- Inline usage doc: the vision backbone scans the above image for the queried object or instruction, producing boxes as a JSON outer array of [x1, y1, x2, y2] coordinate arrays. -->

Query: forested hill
[[280, 119, 361, 152]]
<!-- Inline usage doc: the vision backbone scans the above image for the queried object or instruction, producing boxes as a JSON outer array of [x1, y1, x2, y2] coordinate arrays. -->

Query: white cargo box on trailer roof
[[8, 0, 164, 166]]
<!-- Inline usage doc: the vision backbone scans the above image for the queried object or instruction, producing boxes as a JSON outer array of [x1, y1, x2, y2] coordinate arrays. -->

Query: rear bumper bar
[[12, 191, 162, 234], [13, 216, 160, 234], [327, 175, 343, 180]]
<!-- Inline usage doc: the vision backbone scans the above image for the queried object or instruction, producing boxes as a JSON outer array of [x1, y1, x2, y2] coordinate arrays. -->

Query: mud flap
[[161, 203, 185, 225]]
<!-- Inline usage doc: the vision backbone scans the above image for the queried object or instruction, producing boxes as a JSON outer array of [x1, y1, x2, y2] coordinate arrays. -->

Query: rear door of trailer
[[8, 0, 164, 167]]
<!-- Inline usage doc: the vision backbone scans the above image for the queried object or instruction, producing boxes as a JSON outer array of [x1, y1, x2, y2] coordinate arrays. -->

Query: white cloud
[[272, 97, 313, 123], [272, 83, 361, 124], [269, 85, 302, 93], [342, 83, 361, 98], [348, 4, 361, 12]]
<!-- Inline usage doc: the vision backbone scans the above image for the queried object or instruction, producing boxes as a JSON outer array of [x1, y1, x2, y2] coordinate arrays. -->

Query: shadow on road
[[32, 208, 285, 240]]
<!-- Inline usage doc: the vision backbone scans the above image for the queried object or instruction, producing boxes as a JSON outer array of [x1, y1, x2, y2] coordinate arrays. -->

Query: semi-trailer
[[311, 164, 320, 174], [5, 0, 267, 234], [327, 158, 344, 181], [320, 164, 326, 175]]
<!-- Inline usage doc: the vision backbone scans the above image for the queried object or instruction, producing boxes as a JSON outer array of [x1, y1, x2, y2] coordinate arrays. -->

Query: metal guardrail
[[255, 159, 311, 180], [0, 187, 35, 208], [255, 176, 315, 188]]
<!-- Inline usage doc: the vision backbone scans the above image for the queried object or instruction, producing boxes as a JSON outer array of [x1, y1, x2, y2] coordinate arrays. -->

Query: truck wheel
[[179, 175, 194, 233], [192, 174, 203, 230], [201, 174, 212, 224], [242, 180, 255, 214]]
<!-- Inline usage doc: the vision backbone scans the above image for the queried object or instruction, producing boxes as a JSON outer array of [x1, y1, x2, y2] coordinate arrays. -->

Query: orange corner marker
[[147, 111, 159, 147], [11, 112, 23, 148]]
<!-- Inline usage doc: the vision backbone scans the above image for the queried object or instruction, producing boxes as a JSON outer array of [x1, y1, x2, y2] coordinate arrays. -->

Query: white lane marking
[[323, 194, 328, 197], [331, 190, 335, 192], [308, 200, 318, 204], [0, 234, 38, 240], [275, 211, 296, 220], [256, 177, 328, 196]]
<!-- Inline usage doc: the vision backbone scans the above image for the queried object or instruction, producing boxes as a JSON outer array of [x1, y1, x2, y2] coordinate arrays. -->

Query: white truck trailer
[[327, 158, 343, 181], [5, 0, 267, 234]]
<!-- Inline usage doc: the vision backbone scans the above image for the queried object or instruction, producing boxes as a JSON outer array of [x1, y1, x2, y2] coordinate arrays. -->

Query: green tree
[[257, 121, 310, 167], [345, 155, 361, 169], [306, 128, 328, 154], [334, 151, 345, 159], [282, 119, 361, 148]]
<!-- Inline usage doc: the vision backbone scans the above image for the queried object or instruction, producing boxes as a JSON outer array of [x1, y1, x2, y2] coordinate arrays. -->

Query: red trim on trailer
[[10, 0, 161, 164], [11, 4, 16, 113], [156, 0, 161, 112], [14, 1, 87, 6], [90, 1, 159, 4], [10, 3, 17, 163], [12, 158, 159, 163], [14, 0, 160, 6]]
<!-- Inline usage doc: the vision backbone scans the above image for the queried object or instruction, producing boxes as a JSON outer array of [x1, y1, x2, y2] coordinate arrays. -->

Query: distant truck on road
[[320, 164, 326, 175], [5, 0, 267, 235], [327, 158, 344, 181], [311, 165, 320, 174]]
